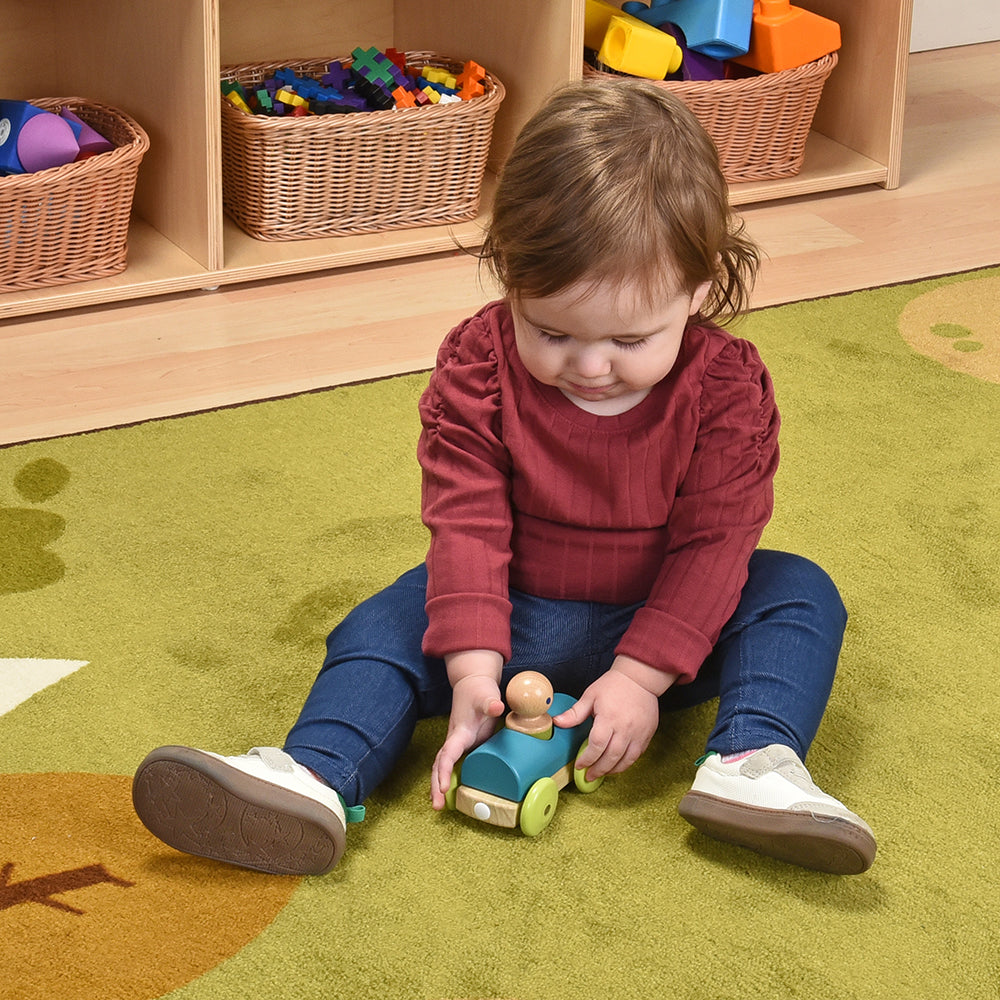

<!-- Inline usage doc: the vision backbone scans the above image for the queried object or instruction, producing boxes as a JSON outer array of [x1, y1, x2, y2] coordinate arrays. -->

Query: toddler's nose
[[572, 346, 611, 378]]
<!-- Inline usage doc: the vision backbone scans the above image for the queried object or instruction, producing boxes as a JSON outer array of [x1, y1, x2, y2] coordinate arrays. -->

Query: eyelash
[[536, 330, 647, 351]]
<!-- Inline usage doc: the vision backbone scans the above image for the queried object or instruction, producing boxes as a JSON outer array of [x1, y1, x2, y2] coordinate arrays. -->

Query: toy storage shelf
[[0, 0, 912, 320]]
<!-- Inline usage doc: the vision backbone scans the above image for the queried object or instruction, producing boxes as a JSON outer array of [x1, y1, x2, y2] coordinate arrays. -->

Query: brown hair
[[479, 78, 760, 323]]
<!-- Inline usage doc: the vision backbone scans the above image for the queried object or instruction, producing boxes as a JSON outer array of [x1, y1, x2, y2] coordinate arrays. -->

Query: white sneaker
[[133, 746, 347, 875], [677, 745, 876, 874]]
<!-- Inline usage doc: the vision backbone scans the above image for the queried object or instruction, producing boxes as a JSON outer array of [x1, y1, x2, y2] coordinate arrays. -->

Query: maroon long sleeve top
[[418, 301, 780, 683]]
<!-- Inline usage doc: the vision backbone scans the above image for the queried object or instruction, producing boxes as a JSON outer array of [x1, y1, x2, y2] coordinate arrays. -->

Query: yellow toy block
[[275, 88, 309, 108], [421, 67, 458, 90], [224, 90, 253, 115], [597, 14, 683, 79], [422, 86, 441, 104], [585, 0, 626, 51]]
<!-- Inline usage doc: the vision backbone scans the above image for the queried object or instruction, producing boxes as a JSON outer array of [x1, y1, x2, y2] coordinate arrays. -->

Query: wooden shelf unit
[[0, 0, 913, 320]]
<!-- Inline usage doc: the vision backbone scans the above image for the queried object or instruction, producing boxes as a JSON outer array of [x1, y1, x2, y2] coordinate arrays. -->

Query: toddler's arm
[[430, 649, 505, 810]]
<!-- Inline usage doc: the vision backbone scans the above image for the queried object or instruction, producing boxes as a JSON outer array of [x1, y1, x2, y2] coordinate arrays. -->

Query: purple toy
[[0, 100, 79, 174]]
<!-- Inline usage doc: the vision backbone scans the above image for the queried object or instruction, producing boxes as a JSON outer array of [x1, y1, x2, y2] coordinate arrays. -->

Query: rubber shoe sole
[[132, 745, 346, 875], [678, 790, 876, 875]]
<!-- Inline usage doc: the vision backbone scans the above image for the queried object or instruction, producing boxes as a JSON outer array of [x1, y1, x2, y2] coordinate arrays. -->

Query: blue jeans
[[284, 550, 847, 806]]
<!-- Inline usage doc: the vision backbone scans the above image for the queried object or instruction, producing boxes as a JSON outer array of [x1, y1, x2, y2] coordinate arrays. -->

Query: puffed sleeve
[[615, 337, 780, 682], [417, 306, 515, 660]]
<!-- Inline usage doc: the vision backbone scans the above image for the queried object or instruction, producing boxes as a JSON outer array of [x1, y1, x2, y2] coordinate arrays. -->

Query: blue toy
[[446, 671, 605, 836], [0, 100, 80, 175], [621, 0, 754, 60]]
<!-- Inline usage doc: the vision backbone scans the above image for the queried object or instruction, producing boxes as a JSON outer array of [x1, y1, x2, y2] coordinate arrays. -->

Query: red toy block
[[385, 47, 408, 71]]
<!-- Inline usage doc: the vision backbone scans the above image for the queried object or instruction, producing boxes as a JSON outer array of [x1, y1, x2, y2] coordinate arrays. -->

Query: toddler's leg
[[675, 550, 876, 874], [133, 565, 446, 875]]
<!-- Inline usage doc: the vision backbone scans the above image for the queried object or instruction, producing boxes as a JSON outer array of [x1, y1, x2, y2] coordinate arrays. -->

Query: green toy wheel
[[519, 777, 559, 836], [444, 770, 459, 811], [573, 740, 605, 793]]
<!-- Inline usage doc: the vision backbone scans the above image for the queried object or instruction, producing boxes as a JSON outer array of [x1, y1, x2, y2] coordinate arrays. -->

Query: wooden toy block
[[598, 14, 684, 79], [730, 0, 841, 73]]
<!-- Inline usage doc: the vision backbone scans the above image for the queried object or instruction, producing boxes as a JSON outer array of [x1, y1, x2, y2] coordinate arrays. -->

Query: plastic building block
[[622, 0, 754, 60], [457, 60, 487, 100], [662, 22, 727, 79], [730, 0, 840, 73], [350, 46, 398, 87], [585, 0, 628, 51], [598, 13, 683, 79]]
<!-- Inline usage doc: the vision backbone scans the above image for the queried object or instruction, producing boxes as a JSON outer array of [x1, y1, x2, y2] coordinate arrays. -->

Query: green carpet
[[2, 267, 998, 999]]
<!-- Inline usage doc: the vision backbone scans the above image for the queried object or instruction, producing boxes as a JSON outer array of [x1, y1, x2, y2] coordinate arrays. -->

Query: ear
[[688, 279, 713, 317]]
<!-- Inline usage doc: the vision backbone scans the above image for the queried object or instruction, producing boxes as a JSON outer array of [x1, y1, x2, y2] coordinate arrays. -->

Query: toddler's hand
[[553, 668, 660, 781], [431, 674, 504, 810]]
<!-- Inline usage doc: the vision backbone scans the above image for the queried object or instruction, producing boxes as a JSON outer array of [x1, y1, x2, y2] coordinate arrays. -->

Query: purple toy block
[[0, 99, 80, 174], [60, 107, 114, 153], [662, 23, 726, 79]]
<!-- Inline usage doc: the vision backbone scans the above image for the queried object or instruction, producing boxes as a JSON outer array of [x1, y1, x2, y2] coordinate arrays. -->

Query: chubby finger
[[553, 695, 593, 729]]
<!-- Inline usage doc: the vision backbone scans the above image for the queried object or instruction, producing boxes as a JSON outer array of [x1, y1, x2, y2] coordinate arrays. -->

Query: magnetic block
[[621, 0, 754, 60], [730, 0, 840, 73], [597, 15, 683, 79]]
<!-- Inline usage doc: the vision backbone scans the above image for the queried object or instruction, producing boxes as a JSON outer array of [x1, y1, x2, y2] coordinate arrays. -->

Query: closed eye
[[613, 338, 648, 351]]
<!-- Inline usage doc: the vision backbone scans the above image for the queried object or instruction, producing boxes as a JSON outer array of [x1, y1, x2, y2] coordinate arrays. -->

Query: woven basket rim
[[0, 96, 149, 191], [220, 51, 505, 131], [584, 51, 837, 94]]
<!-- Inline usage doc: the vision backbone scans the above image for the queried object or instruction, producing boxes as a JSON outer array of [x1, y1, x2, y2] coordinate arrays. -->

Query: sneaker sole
[[678, 790, 876, 875], [132, 746, 346, 876]]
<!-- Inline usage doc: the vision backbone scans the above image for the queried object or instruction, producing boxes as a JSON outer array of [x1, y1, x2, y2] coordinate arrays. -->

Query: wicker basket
[[0, 98, 149, 292], [220, 52, 506, 241], [584, 53, 837, 183]]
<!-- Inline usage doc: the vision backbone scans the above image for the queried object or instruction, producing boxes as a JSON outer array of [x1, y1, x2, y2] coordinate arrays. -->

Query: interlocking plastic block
[[322, 61, 352, 90], [597, 14, 683, 78], [351, 46, 398, 87], [421, 67, 458, 90], [621, 0, 753, 60], [730, 0, 840, 72]]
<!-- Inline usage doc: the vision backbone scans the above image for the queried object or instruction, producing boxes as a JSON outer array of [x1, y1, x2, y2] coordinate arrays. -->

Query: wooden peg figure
[[505, 671, 554, 739]]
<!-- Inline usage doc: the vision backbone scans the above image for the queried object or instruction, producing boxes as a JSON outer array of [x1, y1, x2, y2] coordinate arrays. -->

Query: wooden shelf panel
[[0, 0, 913, 321]]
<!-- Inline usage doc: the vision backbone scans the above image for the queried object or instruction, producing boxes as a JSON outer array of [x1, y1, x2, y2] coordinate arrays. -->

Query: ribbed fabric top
[[417, 301, 780, 682]]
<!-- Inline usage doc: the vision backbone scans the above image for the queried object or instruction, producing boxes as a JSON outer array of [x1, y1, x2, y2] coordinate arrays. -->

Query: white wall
[[910, 0, 1000, 51]]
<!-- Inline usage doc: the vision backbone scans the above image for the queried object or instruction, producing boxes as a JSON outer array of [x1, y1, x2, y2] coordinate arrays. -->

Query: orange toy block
[[392, 86, 418, 109], [458, 60, 486, 100], [731, 0, 840, 73]]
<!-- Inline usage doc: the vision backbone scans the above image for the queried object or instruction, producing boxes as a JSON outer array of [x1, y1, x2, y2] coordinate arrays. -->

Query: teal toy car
[[446, 673, 605, 836]]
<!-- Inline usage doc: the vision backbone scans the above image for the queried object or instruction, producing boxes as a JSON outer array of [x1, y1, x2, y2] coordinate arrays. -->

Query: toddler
[[133, 78, 875, 876]]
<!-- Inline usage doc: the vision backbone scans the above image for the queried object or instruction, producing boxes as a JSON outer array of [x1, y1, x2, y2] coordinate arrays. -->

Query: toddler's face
[[511, 277, 710, 415]]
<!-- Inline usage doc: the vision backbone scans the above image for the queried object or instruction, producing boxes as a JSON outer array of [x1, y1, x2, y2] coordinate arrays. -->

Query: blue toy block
[[621, 0, 753, 60], [0, 99, 81, 174], [662, 22, 727, 79]]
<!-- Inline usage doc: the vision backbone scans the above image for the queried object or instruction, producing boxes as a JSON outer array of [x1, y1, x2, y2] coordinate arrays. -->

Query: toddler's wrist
[[611, 654, 678, 697]]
